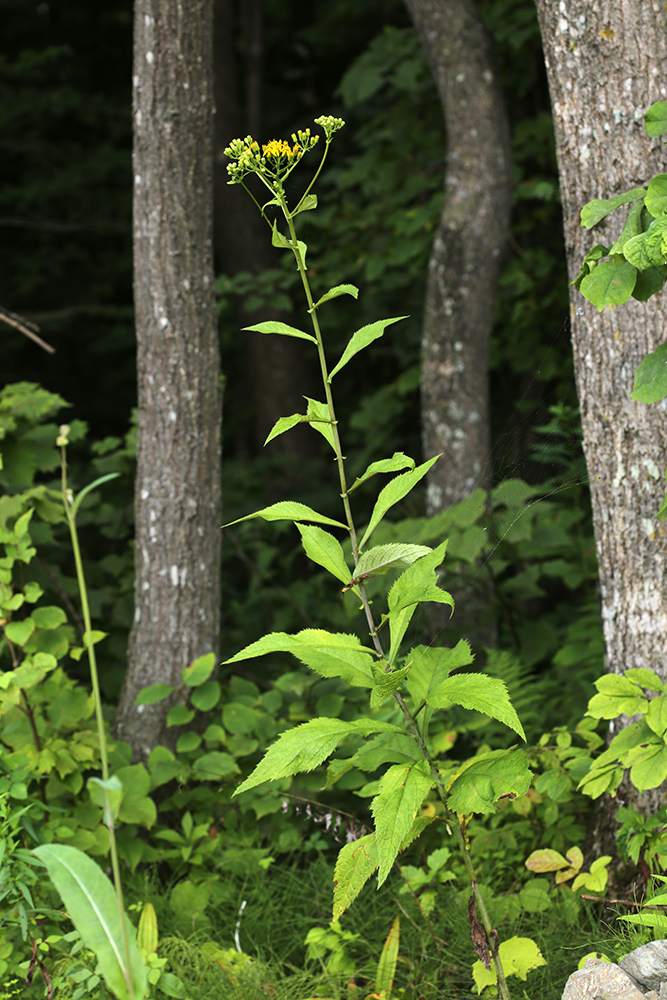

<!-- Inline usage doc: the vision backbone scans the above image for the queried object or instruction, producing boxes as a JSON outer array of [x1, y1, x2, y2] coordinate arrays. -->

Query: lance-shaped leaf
[[406, 641, 474, 708], [224, 501, 345, 530], [631, 343, 667, 404], [332, 816, 433, 921], [264, 412, 310, 446], [234, 717, 404, 794], [297, 524, 350, 584], [31, 844, 147, 1000], [242, 320, 316, 344], [428, 673, 525, 740], [359, 456, 440, 550], [348, 452, 415, 493], [580, 187, 647, 228], [375, 915, 400, 996], [384, 542, 452, 664], [351, 732, 422, 772], [371, 760, 434, 886], [580, 258, 638, 310], [329, 316, 408, 379], [305, 397, 337, 451], [313, 283, 359, 309], [353, 543, 433, 582], [223, 629, 375, 688], [447, 748, 531, 815]]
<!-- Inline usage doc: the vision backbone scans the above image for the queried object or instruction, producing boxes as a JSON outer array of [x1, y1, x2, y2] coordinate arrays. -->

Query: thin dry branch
[[0, 304, 56, 354]]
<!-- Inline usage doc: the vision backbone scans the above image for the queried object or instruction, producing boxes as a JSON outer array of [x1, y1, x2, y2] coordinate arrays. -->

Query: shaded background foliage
[[1, 0, 590, 728]]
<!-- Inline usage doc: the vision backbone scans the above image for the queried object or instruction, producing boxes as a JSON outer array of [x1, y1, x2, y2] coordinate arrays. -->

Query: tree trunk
[[404, 0, 512, 514], [534, 0, 667, 872], [114, 0, 222, 762]]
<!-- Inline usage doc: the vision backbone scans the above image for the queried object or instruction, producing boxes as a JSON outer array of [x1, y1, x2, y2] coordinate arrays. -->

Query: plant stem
[[60, 447, 135, 1000]]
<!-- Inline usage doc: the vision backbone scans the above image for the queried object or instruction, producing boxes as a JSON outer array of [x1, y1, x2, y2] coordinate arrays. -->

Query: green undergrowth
[[47, 857, 638, 1000]]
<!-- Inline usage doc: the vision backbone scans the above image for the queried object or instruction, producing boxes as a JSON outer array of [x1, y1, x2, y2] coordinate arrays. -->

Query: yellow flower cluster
[[262, 139, 302, 160]]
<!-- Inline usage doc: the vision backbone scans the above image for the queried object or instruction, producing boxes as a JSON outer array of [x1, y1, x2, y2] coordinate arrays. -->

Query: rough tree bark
[[534, 0, 667, 867], [404, 0, 512, 514], [114, 0, 222, 762]]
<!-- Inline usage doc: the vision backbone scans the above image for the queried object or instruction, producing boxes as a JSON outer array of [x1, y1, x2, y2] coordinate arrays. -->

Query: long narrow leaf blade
[[32, 844, 147, 1000], [360, 456, 439, 550], [224, 501, 345, 529], [242, 320, 317, 344], [329, 317, 408, 379]]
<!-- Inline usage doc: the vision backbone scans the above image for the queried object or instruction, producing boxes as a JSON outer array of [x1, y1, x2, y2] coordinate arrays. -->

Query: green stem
[[60, 448, 135, 1000]]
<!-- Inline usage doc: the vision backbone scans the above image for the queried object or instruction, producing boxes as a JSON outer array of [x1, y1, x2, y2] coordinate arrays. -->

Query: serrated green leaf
[[31, 844, 147, 1000], [360, 456, 440, 550], [646, 174, 667, 217], [354, 543, 433, 582], [645, 101, 667, 137], [370, 661, 411, 710], [224, 501, 345, 530], [329, 317, 408, 379], [348, 453, 415, 492], [586, 673, 649, 719], [234, 718, 403, 794], [242, 320, 316, 344], [351, 733, 421, 772], [405, 641, 474, 709], [305, 397, 336, 451], [371, 760, 434, 886], [313, 283, 359, 309], [580, 187, 647, 228], [333, 834, 378, 921], [580, 258, 638, 310], [385, 541, 452, 663], [631, 344, 667, 404], [135, 683, 174, 706], [447, 749, 531, 815], [428, 673, 526, 740], [224, 629, 375, 688], [297, 524, 350, 584], [264, 413, 309, 446]]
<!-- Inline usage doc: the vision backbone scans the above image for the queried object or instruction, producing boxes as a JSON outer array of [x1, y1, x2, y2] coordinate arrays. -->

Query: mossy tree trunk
[[534, 0, 667, 874], [114, 0, 222, 762]]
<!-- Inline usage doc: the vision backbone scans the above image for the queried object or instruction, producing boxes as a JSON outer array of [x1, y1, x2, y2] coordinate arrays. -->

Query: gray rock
[[562, 958, 645, 1000], [620, 941, 667, 992]]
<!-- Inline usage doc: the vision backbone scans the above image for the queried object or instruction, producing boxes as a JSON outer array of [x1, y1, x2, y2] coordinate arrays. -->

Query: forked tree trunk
[[404, 0, 512, 513], [534, 0, 667, 872], [114, 0, 222, 762]]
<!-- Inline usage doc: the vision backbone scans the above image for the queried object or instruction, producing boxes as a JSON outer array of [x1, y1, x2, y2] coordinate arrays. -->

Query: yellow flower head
[[262, 139, 301, 161]]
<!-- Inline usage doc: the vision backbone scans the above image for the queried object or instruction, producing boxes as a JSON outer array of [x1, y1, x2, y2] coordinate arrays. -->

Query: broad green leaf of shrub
[[147, 747, 184, 790], [182, 652, 216, 687], [242, 319, 317, 344], [360, 456, 440, 550], [190, 680, 221, 712], [224, 501, 345, 529], [329, 316, 408, 379], [624, 668, 665, 691], [623, 216, 667, 270], [586, 673, 649, 719], [115, 765, 157, 828], [234, 718, 403, 794], [645, 174, 667, 217], [135, 683, 175, 706], [447, 749, 531, 815], [166, 705, 195, 727], [580, 187, 647, 228], [571, 856, 611, 893], [609, 201, 646, 255], [645, 101, 667, 137], [351, 732, 421, 772], [88, 775, 123, 824], [348, 452, 415, 492], [31, 843, 147, 1000], [297, 524, 350, 584], [312, 282, 359, 309], [525, 848, 569, 873], [428, 673, 525, 740], [4, 618, 35, 646], [192, 751, 240, 782], [372, 760, 434, 885], [580, 258, 637, 310], [625, 739, 667, 791], [405, 640, 474, 707], [632, 264, 667, 301], [473, 936, 546, 993], [631, 344, 667, 404]]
